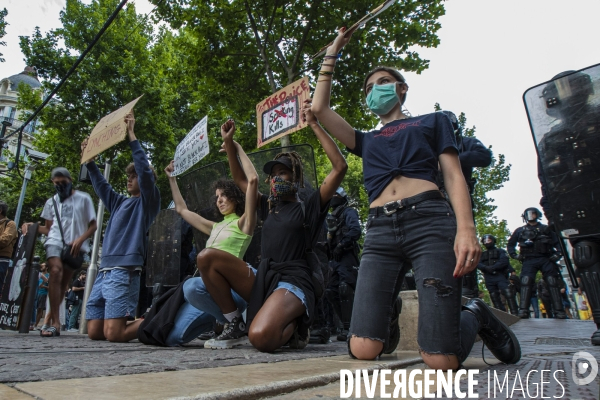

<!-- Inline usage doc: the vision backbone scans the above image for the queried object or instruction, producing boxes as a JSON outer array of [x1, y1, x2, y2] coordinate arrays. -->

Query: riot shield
[[177, 161, 229, 254], [0, 223, 38, 330], [146, 210, 183, 287], [524, 64, 600, 238]]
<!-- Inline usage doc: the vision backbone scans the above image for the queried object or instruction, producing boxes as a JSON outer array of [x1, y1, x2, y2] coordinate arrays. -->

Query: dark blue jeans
[[350, 198, 479, 362]]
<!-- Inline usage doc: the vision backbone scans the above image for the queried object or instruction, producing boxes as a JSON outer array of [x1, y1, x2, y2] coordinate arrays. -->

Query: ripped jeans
[[350, 199, 479, 362]]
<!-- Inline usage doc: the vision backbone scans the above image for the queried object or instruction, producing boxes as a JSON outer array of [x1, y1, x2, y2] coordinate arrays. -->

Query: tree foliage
[[0, 8, 7, 62]]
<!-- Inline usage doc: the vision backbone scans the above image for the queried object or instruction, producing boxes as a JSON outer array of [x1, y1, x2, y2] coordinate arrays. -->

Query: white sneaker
[[204, 316, 249, 349]]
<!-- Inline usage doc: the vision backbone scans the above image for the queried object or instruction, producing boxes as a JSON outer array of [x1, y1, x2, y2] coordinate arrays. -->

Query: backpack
[[2, 219, 20, 261]]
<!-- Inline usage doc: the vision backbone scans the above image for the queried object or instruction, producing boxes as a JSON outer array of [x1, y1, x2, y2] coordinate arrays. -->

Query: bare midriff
[[370, 175, 439, 208]]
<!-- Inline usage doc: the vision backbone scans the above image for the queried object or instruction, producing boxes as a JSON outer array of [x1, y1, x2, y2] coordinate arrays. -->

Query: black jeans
[[350, 198, 479, 362]]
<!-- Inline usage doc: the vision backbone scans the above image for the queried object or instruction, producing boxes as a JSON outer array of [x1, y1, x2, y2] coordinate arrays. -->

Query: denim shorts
[[275, 282, 307, 314], [85, 269, 141, 320], [350, 198, 464, 358], [45, 244, 62, 259]]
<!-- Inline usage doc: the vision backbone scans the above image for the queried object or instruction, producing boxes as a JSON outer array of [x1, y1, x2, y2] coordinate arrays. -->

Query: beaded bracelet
[[317, 78, 333, 83], [324, 53, 342, 59], [321, 63, 336, 68], [319, 71, 334, 76]]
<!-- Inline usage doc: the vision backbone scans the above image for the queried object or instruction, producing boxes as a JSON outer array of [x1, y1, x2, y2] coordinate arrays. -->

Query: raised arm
[[303, 100, 348, 209], [311, 28, 357, 149], [165, 161, 215, 235], [81, 138, 124, 212], [439, 150, 481, 278]]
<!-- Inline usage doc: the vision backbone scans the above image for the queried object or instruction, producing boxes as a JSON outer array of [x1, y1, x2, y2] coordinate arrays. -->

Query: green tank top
[[206, 213, 252, 259]]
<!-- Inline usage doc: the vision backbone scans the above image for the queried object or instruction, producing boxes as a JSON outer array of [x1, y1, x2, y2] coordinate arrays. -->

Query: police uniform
[[439, 111, 493, 299], [325, 188, 361, 341], [507, 209, 565, 319], [477, 235, 518, 315]]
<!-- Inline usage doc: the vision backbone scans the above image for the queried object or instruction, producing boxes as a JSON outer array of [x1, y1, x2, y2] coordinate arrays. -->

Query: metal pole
[[14, 165, 33, 227], [79, 160, 111, 334]]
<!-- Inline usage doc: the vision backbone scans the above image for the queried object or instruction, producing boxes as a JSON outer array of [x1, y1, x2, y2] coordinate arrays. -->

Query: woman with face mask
[[199, 105, 347, 352], [311, 29, 520, 369]]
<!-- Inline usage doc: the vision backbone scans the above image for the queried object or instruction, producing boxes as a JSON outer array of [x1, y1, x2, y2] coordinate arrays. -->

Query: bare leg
[[248, 289, 305, 352], [197, 248, 255, 313], [41, 257, 65, 335], [103, 318, 142, 342], [87, 319, 106, 340]]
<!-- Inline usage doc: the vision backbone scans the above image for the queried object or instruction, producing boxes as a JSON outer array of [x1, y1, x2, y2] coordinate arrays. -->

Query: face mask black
[[55, 182, 73, 202], [484, 242, 495, 250]]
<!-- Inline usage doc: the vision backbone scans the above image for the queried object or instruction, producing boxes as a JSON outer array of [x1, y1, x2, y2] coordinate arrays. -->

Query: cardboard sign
[[0, 223, 38, 330], [256, 77, 310, 147], [80, 96, 143, 164], [171, 116, 210, 176]]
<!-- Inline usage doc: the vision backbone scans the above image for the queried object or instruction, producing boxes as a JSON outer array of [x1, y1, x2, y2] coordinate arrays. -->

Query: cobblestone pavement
[[0, 331, 347, 383]]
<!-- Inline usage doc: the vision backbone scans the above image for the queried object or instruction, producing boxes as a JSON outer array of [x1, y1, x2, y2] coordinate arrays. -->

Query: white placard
[[171, 116, 209, 176]]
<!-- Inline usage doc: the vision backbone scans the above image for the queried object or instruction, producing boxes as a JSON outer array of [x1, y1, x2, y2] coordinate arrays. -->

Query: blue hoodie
[[87, 140, 161, 269]]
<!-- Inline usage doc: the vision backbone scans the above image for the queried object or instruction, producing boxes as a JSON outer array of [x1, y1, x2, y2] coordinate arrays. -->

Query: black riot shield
[[177, 161, 229, 256], [146, 210, 183, 288], [524, 64, 600, 239]]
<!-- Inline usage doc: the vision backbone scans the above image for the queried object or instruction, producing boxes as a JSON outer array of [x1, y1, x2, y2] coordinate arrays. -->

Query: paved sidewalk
[[0, 319, 598, 399]]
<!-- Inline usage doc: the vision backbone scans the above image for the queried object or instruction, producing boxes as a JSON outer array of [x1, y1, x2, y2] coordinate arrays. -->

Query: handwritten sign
[[80, 96, 143, 164], [0, 223, 38, 331], [256, 76, 310, 148], [171, 116, 209, 176]]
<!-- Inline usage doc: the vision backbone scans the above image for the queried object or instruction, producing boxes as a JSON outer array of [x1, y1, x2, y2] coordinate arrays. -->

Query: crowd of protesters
[[0, 31, 598, 370]]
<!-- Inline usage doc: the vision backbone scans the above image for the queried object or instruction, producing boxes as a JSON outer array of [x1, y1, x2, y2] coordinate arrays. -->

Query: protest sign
[[80, 96, 143, 164], [0, 223, 38, 331], [310, 0, 397, 59], [256, 76, 310, 148], [171, 116, 210, 176]]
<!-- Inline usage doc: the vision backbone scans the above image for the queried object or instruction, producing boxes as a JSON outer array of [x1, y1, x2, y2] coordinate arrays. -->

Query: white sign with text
[[172, 116, 209, 176]]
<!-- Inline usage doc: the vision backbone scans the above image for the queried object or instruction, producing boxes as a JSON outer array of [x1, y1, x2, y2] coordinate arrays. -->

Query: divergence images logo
[[572, 351, 598, 386]]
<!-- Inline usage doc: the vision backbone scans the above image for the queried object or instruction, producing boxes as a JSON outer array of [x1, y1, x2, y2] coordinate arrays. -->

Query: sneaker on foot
[[198, 331, 216, 341], [286, 327, 309, 349], [383, 296, 402, 354], [464, 298, 521, 364], [337, 329, 348, 342], [67, 328, 78, 332], [309, 327, 330, 344], [204, 316, 249, 349], [591, 328, 600, 346]]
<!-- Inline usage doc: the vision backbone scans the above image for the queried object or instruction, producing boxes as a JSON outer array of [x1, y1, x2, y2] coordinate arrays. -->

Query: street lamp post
[[0, 119, 13, 161], [79, 160, 111, 334], [14, 163, 36, 227]]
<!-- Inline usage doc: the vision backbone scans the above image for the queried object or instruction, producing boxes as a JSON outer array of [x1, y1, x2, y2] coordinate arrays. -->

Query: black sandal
[[40, 326, 60, 337]]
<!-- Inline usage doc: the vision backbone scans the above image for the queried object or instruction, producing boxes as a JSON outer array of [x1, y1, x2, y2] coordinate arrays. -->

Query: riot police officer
[[440, 111, 493, 298], [325, 187, 361, 341], [507, 208, 565, 319], [536, 69, 600, 344], [477, 234, 518, 315]]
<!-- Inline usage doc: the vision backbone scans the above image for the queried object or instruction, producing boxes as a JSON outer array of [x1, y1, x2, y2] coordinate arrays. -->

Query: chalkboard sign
[[0, 223, 38, 330]]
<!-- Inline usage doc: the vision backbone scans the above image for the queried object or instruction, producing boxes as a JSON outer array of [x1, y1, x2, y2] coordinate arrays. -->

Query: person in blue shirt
[[311, 28, 520, 370], [81, 111, 161, 342]]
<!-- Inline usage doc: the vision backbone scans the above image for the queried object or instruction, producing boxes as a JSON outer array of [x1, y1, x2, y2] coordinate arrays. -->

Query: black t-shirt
[[73, 279, 85, 292], [348, 112, 457, 203], [258, 190, 328, 263]]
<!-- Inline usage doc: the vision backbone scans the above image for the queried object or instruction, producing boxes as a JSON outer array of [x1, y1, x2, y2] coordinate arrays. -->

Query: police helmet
[[335, 187, 347, 198], [542, 70, 593, 118], [481, 234, 496, 246], [522, 207, 542, 223]]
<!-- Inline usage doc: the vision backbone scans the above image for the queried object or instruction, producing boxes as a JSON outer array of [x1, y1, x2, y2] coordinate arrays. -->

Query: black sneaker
[[309, 327, 331, 344], [286, 327, 309, 349], [591, 328, 600, 346], [337, 329, 348, 342], [463, 298, 521, 364], [383, 296, 402, 354], [204, 316, 249, 349]]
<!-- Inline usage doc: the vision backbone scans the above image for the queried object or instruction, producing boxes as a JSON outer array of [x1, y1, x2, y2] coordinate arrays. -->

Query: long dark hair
[[211, 178, 245, 217]]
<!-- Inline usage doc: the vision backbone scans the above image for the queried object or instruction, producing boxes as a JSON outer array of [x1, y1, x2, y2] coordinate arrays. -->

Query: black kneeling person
[[477, 234, 518, 315], [507, 208, 565, 319]]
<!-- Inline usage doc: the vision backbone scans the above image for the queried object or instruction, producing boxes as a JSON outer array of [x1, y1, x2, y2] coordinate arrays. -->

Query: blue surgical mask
[[366, 83, 400, 115]]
